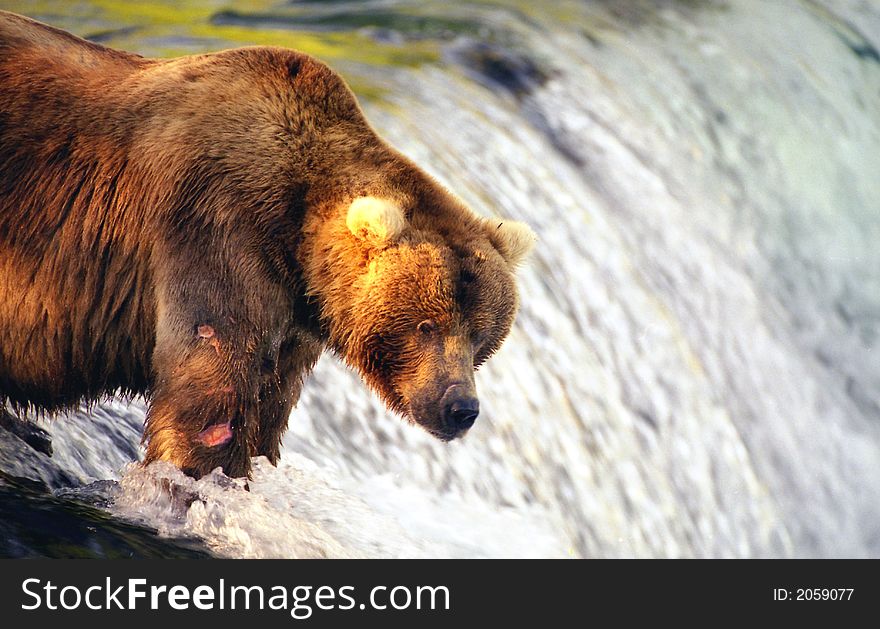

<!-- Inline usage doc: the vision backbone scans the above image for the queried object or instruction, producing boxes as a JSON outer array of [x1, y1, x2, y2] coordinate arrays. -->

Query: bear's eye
[[417, 319, 437, 336]]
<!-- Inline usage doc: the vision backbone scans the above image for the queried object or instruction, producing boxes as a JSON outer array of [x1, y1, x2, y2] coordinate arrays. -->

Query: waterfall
[[4, 0, 879, 558]]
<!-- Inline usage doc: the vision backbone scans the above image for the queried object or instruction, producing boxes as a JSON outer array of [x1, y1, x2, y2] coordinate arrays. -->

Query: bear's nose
[[446, 397, 479, 432]]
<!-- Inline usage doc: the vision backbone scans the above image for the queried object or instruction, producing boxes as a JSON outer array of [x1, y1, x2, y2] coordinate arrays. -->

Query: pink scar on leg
[[197, 324, 222, 355], [196, 421, 233, 447]]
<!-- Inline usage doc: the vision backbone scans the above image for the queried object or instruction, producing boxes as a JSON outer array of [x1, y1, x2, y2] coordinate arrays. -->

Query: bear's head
[[338, 195, 535, 441]]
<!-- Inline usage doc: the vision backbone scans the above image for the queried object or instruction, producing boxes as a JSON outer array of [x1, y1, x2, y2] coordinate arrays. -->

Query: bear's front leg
[[144, 318, 261, 479], [253, 333, 322, 463]]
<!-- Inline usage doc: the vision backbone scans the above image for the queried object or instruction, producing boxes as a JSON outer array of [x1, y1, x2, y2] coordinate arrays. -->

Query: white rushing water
[[22, 0, 880, 557]]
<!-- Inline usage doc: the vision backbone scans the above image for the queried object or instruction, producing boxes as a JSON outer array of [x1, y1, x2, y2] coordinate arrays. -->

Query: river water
[[1, 0, 878, 558]]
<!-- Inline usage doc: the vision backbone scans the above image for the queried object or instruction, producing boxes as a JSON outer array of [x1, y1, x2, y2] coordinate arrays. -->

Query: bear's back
[[0, 10, 143, 74]]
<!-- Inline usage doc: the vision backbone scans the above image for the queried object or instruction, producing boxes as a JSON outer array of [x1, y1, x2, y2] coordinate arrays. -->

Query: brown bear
[[0, 11, 535, 478]]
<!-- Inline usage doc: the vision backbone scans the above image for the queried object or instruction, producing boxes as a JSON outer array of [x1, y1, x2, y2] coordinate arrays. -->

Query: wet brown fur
[[0, 11, 529, 478]]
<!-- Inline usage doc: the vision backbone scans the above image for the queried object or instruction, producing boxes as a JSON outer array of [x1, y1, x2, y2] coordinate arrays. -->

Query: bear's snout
[[441, 384, 479, 438], [446, 397, 479, 432]]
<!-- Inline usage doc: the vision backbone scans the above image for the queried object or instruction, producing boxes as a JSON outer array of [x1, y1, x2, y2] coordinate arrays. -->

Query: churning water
[[2, 0, 879, 558]]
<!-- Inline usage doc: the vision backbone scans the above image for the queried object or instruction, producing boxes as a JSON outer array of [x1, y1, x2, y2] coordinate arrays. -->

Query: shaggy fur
[[0, 11, 535, 478]]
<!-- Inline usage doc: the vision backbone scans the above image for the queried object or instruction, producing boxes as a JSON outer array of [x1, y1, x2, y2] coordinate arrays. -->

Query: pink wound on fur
[[196, 421, 233, 447], [197, 324, 215, 338]]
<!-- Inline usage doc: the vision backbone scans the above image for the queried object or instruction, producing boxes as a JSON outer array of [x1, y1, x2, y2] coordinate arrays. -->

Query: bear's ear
[[484, 219, 537, 268], [346, 197, 406, 246]]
